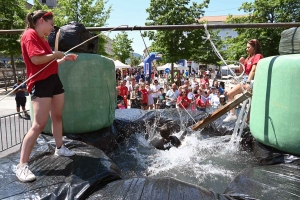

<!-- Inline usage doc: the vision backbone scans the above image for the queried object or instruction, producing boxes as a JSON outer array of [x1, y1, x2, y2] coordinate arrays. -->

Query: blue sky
[[28, 0, 253, 55]]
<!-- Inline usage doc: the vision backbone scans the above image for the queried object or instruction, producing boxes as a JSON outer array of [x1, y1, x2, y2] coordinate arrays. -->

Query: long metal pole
[[1, 23, 300, 34]]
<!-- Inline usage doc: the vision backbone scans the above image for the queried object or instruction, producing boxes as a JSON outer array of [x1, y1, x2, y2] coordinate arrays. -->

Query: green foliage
[[112, 31, 134, 63], [53, 0, 112, 55], [189, 29, 223, 66], [0, 0, 27, 82], [53, 0, 111, 27], [225, 0, 300, 60], [129, 54, 141, 67], [0, 0, 27, 57], [144, 0, 211, 82]]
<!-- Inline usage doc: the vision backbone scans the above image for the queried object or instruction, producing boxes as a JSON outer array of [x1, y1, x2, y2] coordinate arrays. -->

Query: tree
[[225, 0, 300, 61], [145, 0, 210, 83], [129, 54, 141, 67], [0, 0, 27, 83], [112, 32, 134, 63], [53, 0, 112, 56], [189, 29, 223, 68]]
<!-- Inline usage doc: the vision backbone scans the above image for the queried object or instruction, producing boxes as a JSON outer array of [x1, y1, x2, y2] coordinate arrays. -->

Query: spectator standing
[[130, 85, 142, 109], [13, 79, 29, 118], [177, 88, 191, 109], [156, 88, 166, 109], [219, 95, 227, 106], [116, 88, 126, 109], [165, 83, 179, 108], [139, 83, 148, 110], [151, 80, 161, 109], [145, 81, 154, 110], [135, 72, 141, 83], [117, 80, 129, 108]]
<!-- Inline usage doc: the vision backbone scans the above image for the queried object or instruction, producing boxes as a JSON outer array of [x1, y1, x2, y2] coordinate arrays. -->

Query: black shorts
[[30, 74, 64, 100], [15, 96, 26, 107], [166, 105, 176, 109], [141, 103, 148, 107]]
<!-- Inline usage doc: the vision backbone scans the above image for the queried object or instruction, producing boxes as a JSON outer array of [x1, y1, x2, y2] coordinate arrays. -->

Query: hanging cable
[[202, 24, 246, 93]]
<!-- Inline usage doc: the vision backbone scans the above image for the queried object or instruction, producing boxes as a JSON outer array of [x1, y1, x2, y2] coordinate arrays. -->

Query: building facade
[[39, 0, 57, 8]]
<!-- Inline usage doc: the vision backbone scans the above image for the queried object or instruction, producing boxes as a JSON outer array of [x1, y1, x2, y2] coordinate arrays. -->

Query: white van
[[221, 64, 241, 79]]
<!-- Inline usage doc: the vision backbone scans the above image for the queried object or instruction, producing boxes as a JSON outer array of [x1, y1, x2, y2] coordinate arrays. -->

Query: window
[[42, 0, 46, 3]]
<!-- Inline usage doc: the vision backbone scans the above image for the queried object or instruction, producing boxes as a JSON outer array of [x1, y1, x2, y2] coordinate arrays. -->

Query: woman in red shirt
[[223, 39, 263, 122], [177, 88, 191, 109], [16, 10, 78, 182], [139, 83, 149, 110]]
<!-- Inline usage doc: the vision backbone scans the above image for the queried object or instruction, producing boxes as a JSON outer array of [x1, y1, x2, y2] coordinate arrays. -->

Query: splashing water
[[109, 127, 257, 193]]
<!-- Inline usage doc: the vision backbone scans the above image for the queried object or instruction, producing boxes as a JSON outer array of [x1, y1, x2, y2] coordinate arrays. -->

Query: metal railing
[[0, 111, 31, 152]]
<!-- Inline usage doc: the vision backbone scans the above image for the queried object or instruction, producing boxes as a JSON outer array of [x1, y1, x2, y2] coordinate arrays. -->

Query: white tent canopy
[[157, 63, 189, 71], [138, 62, 144, 67], [114, 60, 131, 69], [176, 66, 189, 71], [157, 63, 179, 70]]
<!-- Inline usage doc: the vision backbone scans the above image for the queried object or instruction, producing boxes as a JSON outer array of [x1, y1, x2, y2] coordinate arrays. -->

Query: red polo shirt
[[21, 28, 58, 92]]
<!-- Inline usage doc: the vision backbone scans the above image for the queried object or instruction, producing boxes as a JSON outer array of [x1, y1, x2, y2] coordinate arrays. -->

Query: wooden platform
[[192, 91, 252, 130]]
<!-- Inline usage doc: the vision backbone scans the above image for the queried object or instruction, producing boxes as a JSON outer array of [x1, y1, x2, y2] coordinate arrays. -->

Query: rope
[[0, 25, 127, 102], [178, 102, 197, 124], [202, 24, 246, 93]]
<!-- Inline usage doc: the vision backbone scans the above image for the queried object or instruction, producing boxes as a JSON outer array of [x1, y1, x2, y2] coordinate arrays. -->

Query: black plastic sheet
[[0, 135, 122, 200], [224, 164, 300, 200], [252, 140, 300, 165], [57, 22, 98, 54], [87, 177, 241, 200], [66, 126, 118, 153]]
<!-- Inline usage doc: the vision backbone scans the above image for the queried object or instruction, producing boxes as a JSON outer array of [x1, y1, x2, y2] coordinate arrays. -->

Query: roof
[[198, 15, 248, 22]]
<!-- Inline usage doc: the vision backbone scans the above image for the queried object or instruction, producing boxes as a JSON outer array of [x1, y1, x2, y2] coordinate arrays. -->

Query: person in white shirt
[[191, 78, 198, 89], [165, 83, 179, 108], [151, 80, 161, 109]]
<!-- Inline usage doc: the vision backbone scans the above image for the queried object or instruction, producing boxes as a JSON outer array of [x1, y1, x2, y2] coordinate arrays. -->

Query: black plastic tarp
[[224, 164, 300, 200], [87, 177, 247, 200], [66, 126, 118, 153], [0, 135, 122, 200], [252, 140, 300, 165]]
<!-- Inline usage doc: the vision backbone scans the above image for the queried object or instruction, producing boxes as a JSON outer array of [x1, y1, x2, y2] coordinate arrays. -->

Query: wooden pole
[[192, 92, 252, 130]]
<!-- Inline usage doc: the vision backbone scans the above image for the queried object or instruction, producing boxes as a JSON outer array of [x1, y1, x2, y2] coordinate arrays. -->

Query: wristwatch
[[246, 81, 251, 84]]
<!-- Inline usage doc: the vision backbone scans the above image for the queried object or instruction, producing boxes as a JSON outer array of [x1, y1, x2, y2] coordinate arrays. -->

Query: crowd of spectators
[[116, 68, 226, 113]]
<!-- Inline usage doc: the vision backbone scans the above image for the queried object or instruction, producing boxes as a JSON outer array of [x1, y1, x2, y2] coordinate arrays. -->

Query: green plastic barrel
[[250, 54, 300, 155], [30, 53, 116, 134]]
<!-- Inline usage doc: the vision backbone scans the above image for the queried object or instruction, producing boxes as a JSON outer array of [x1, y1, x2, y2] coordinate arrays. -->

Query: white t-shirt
[[151, 84, 161, 98], [191, 81, 198, 89], [210, 95, 220, 107]]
